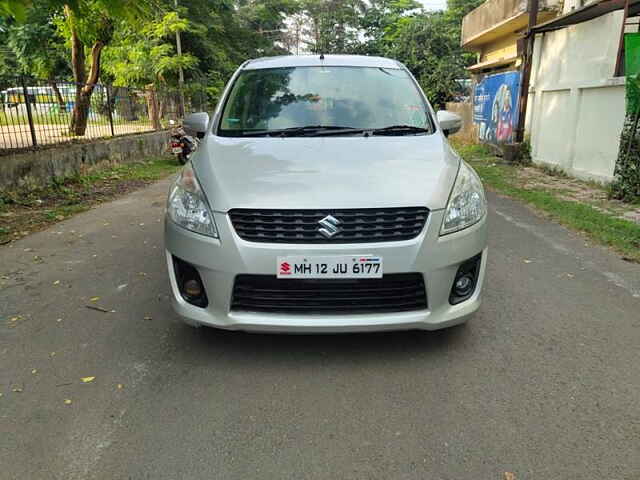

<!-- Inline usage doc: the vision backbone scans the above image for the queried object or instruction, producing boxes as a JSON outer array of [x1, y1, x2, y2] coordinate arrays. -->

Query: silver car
[[164, 55, 487, 333]]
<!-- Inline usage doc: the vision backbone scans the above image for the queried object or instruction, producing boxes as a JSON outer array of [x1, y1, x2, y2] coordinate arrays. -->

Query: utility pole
[[175, 0, 185, 118], [515, 0, 539, 143]]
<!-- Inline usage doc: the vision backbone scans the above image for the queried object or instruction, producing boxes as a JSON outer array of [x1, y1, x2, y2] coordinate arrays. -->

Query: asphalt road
[[1, 178, 639, 480]]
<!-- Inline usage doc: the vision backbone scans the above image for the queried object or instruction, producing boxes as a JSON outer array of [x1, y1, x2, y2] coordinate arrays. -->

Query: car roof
[[243, 54, 405, 71]]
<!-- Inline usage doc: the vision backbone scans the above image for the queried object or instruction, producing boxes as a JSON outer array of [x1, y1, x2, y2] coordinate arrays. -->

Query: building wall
[[480, 35, 519, 64], [525, 10, 625, 182]]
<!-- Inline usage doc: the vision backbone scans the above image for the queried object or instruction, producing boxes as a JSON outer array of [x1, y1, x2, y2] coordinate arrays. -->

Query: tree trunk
[[49, 79, 66, 113], [70, 41, 105, 136], [65, 5, 105, 136], [66, 5, 85, 134], [159, 95, 166, 120], [146, 84, 161, 130]]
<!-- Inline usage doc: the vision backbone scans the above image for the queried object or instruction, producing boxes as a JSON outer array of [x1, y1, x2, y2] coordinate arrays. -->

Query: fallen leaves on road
[[81, 376, 95, 383], [89, 296, 100, 302], [64, 399, 72, 405], [523, 259, 532, 264], [117, 383, 124, 390], [50, 352, 56, 357], [504, 472, 516, 480], [53, 280, 60, 285], [31, 368, 37, 374]]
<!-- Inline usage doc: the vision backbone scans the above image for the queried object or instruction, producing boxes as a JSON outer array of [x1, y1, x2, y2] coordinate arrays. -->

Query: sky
[[416, 0, 447, 11]]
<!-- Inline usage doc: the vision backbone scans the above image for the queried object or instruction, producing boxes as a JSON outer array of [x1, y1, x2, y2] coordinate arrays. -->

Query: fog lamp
[[172, 256, 208, 308], [454, 274, 474, 297], [449, 253, 482, 305], [184, 279, 202, 297]]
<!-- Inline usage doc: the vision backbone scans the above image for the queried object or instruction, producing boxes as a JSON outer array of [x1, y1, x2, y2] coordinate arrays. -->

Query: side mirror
[[437, 110, 462, 137], [183, 112, 209, 139]]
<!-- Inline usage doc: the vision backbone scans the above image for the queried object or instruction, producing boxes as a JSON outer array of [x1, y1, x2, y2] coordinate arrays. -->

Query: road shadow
[[166, 317, 471, 369]]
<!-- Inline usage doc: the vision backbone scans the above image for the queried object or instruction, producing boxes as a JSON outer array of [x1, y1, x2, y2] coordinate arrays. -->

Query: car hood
[[192, 135, 460, 212]]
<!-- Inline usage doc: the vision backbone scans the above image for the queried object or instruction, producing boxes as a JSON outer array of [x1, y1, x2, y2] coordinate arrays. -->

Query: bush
[[610, 112, 640, 202]]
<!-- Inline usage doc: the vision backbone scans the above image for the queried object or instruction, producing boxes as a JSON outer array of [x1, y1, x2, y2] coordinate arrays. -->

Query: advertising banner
[[473, 71, 521, 144]]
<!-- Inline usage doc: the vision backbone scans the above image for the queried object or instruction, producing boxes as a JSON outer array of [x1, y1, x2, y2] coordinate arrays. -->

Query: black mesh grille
[[228, 207, 429, 243], [231, 274, 427, 314]]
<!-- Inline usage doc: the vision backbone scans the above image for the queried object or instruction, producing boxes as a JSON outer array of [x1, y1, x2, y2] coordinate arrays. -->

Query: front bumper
[[164, 210, 487, 333]]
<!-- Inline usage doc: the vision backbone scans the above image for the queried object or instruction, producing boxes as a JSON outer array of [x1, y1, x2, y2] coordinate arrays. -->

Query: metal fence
[[0, 76, 210, 155]]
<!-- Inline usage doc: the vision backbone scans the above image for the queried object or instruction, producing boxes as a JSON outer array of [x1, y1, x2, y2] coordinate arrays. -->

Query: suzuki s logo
[[279, 262, 291, 275], [318, 215, 342, 239]]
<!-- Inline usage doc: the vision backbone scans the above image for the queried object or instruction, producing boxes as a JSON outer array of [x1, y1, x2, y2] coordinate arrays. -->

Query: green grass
[[74, 157, 179, 184], [452, 140, 640, 262], [1, 156, 178, 208], [0, 109, 150, 127]]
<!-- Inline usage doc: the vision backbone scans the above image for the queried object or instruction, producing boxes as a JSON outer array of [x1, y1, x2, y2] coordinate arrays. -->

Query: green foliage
[[610, 107, 640, 202], [300, 0, 365, 53], [386, 12, 462, 108], [384, 0, 483, 108], [0, 0, 29, 21], [102, 12, 198, 87], [356, 0, 421, 55], [3, 0, 70, 78]]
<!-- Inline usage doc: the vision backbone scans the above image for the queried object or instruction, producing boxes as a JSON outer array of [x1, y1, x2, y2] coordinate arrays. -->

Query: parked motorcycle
[[168, 120, 197, 165]]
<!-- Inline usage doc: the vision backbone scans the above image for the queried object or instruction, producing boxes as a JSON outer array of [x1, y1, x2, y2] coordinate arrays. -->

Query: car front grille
[[231, 274, 427, 314], [228, 207, 429, 243]]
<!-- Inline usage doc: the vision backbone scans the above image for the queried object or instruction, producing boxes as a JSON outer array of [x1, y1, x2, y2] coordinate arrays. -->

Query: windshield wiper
[[371, 125, 430, 136], [240, 125, 363, 137]]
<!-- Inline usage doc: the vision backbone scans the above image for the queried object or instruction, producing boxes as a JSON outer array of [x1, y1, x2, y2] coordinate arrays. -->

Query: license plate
[[277, 255, 383, 279], [172, 147, 182, 154]]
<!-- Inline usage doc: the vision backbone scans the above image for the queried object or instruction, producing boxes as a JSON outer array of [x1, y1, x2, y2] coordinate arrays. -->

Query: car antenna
[[319, 53, 324, 60]]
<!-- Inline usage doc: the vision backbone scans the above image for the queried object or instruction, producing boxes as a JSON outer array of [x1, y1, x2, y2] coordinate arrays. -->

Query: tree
[[357, 0, 421, 56], [366, 0, 483, 107], [58, 1, 153, 135], [300, 0, 365, 54], [102, 12, 198, 88], [4, 0, 71, 109]]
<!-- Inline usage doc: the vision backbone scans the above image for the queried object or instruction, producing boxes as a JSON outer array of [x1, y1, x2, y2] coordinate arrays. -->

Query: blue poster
[[473, 71, 521, 144]]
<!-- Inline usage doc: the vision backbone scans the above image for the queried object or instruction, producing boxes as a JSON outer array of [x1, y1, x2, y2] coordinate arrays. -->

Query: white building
[[525, 0, 628, 182]]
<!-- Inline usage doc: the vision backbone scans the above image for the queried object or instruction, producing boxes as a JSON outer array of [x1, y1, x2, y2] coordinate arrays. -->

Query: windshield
[[218, 66, 432, 136]]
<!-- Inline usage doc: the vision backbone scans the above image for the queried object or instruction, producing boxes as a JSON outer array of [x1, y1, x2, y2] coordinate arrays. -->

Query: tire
[[177, 153, 187, 165]]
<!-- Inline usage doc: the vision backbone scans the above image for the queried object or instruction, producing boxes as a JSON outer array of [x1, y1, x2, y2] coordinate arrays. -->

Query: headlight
[[440, 161, 486, 235], [167, 162, 218, 238]]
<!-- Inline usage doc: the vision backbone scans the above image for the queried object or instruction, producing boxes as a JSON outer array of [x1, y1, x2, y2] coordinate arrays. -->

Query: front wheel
[[177, 153, 187, 165]]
